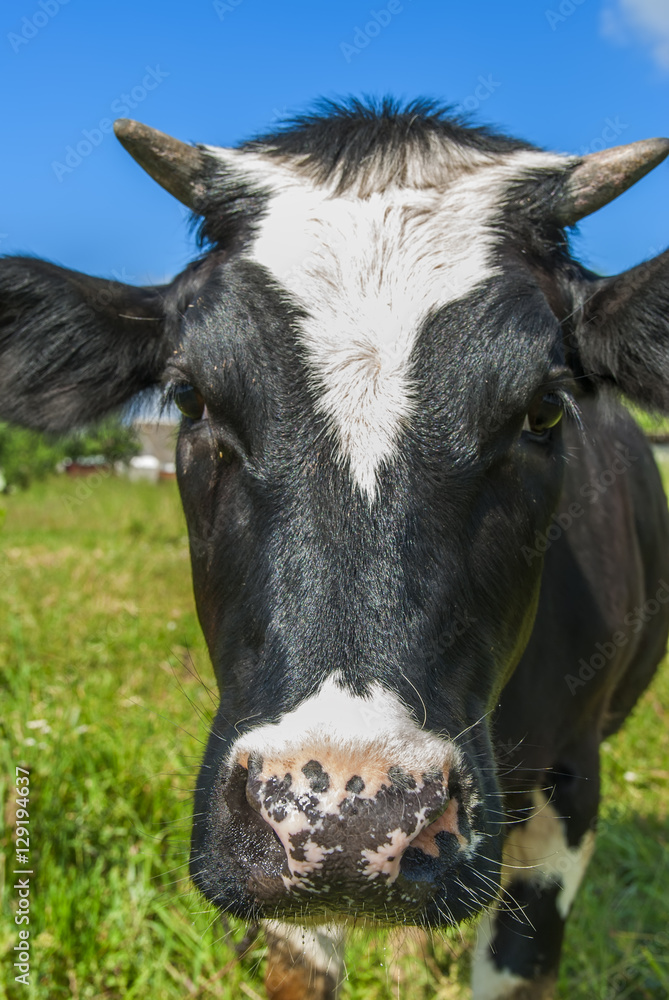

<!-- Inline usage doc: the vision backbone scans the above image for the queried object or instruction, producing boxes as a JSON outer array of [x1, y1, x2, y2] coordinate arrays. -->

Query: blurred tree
[[0, 424, 67, 490], [0, 417, 140, 490], [61, 417, 141, 464]]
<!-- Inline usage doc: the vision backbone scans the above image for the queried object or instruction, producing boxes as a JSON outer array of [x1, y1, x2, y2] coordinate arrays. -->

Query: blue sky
[[2, 0, 668, 284]]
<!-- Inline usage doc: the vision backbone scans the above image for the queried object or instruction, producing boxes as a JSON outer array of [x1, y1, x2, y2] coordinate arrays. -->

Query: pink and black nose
[[221, 746, 471, 913]]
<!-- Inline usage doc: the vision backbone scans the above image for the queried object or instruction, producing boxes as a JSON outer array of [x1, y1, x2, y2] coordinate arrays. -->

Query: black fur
[[243, 96, 533, 190]]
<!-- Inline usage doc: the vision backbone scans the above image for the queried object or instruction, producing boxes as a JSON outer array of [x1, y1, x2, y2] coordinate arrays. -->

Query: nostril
[[245, 776, 262, 814], [400, 845, 443, 883], [241, 758, 296, 862], [219, 762, 291, 887], [245, 753, 294, 818], [407, 777, 467, 866]]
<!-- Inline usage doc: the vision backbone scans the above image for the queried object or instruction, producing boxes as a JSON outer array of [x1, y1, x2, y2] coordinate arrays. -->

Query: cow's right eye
[[174, 385, 205, 420], [523, 394, 563, 440]]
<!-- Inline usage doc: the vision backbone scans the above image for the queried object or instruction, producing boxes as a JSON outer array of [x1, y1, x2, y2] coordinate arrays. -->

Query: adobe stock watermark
[[565, 579, 669, 694], [340, 0, 413, 63], [519, 809, 621, 906], [213, 0, 244, 19], [426, 609, 478, 666], [545, 0, 586, 31], [577, 116, 628, 156], [84, 267, 137, 315], [61, 466, 112, 512], [522, 444, 638, 566], [51, 66, 169, 182], [604, 931, 669, 998], [13, 766, 32, 986], [8, 0, 70, 54]]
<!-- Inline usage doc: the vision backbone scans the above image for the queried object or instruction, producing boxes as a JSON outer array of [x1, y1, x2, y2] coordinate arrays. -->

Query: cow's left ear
[[0, 255, 214, 432], [571, 248, 669, 412]]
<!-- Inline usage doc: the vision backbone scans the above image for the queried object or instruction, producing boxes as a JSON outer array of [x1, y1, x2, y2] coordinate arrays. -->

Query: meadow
[[1, 473, 668, 999]]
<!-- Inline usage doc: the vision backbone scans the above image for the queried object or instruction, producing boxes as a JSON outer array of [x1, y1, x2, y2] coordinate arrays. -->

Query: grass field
[[1, 473, 668, 999]]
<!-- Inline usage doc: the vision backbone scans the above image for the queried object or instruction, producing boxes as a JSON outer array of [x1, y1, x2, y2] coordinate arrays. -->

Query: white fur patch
[[471, 790, 595, 997], [472, 911, 530, 1000], [263, 919, 346, 977], [501, 788, 595, 919], [207, 144, 569, 501], [230, 673, 457, 776]]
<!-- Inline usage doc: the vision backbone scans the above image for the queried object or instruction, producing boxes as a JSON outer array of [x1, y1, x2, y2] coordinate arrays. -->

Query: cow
[[1, 99, 668, 1000]]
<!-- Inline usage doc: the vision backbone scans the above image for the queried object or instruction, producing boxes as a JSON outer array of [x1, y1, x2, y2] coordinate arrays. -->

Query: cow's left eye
[[174, 384, 205, 420], [523, 394, 563, 439]]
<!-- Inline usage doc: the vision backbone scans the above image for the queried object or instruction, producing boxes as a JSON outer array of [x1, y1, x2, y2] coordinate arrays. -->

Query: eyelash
[[551, 387, 581, 426], [161, 382, 180, 412]]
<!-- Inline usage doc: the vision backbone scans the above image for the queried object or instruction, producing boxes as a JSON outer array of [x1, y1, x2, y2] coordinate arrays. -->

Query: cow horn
[[113, 119, 210, 210], [555, 137, 669, 226]]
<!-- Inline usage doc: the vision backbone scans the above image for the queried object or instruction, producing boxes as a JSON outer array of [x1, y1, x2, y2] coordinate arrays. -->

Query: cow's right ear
[[571, 248, 669, 413], [0, 256, 206, 432]]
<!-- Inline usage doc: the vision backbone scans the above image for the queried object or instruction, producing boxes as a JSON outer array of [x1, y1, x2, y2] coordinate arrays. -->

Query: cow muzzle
[[192, 681, 501, 923], [215, 741, 482, 920]]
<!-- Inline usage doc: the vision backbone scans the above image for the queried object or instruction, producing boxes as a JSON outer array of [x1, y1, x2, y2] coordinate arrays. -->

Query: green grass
[[1, 475, 668, 999]]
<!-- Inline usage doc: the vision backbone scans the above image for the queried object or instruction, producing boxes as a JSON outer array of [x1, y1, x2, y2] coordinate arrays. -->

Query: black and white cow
[[2, 100, 669, 999]]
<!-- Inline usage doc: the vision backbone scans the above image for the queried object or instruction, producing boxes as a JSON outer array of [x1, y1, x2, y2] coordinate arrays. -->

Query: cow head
[[1, 101, 668, 926]]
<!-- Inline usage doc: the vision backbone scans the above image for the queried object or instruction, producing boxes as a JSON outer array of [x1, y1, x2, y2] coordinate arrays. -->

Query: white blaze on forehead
[[230, 673, 455, 774], [209, 145, 570, 500]]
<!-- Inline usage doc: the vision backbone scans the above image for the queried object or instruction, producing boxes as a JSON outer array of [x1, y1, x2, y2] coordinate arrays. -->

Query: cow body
[[479, 402, 669, 993], [2, 100, 669, 998]]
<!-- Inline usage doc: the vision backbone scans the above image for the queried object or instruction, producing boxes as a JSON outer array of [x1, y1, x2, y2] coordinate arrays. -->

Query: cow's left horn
[[114, 119, 210, 211], [555, 137, 669, 226]]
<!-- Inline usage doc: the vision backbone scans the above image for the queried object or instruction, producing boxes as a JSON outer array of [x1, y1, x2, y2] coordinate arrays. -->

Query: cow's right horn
[[554, 137, 669, 227], [114, 119, 210, 211]]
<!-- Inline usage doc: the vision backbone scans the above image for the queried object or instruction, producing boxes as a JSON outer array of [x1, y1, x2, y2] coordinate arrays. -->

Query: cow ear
[[572, 248, 669, 412], [0, 256, 192, 433]]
